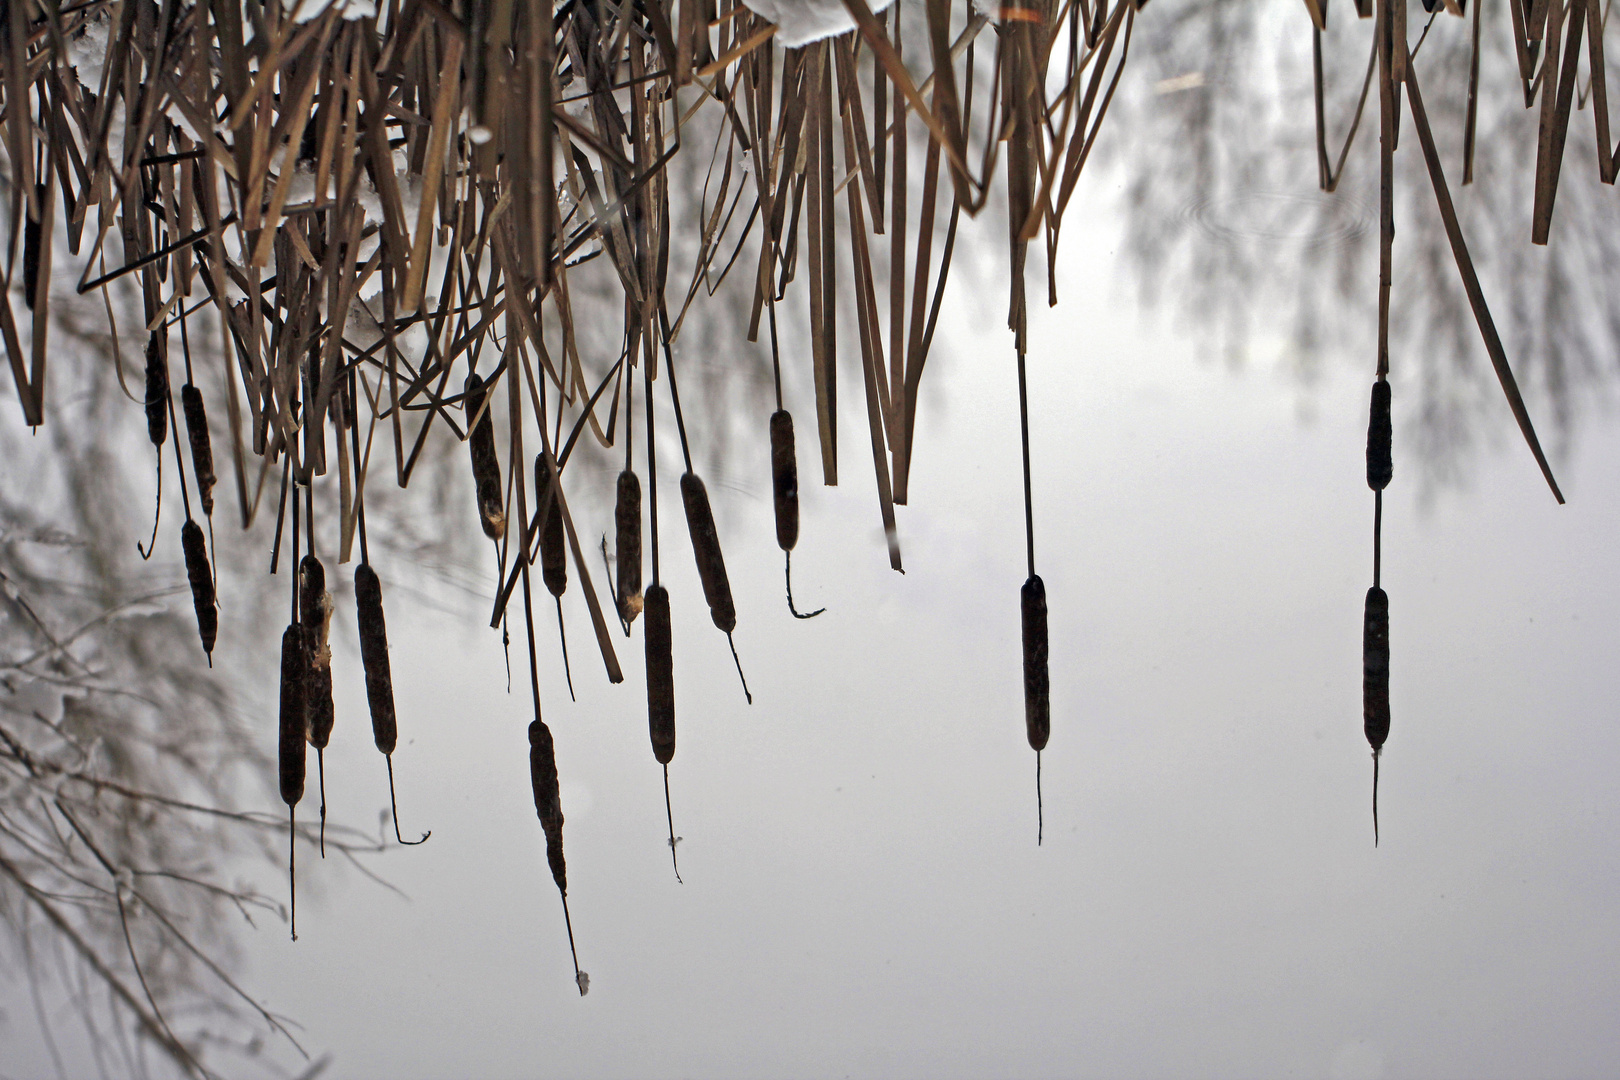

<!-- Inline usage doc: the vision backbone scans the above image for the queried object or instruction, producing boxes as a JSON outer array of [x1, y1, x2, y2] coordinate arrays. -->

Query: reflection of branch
[[0, 850, 205, 1079]]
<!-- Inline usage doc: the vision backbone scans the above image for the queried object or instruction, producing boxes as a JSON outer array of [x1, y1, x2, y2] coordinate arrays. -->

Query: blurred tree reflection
[[1114, 0, 1620, 486]]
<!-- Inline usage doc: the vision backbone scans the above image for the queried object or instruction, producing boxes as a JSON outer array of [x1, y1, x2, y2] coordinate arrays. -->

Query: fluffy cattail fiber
[[1021, 575, 1050, 752], [464, 372, 505, 539], [644, 584, 675, 765], [615, 470, 642, 623], [355, 563, 397, 755], [680, 473, 735, 633], [181, 521, 216, 656]]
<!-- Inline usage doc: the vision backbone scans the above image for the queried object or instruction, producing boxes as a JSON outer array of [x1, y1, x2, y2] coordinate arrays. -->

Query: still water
[[196, 190, 1620, 1079], [7, 13, 1620, 1074]]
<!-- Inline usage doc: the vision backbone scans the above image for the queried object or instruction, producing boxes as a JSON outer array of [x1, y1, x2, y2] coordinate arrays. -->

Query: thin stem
[[386, 754, 430, 845], [1373, 488, 1383, 590], [726, 631, 752, 704], [767, 292, 783, 412], [288, 805, 297, 942], [658, 309, 695, 475], [786, 551, 825, 619], [270, 454, 290, 574], [560, 890, 585, 996], [136, 454, 162, 560], [1016, 347, 1035, 579], [1373, 749, 1382, 848], [664, 764, 682, 884], [317, 747, 326, 858], [1036, 750, 1043, 847], [556, 595, 575, 702]]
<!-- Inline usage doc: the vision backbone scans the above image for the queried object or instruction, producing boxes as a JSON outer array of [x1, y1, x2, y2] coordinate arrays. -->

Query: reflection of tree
[[0, 338, 389, 1078], [1113, 0, 1620, 486]]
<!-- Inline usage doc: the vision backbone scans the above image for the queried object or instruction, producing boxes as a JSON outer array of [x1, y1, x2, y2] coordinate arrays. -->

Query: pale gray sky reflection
[[182, 197, 1620, 1077], [7, 5, 1620, 1075]]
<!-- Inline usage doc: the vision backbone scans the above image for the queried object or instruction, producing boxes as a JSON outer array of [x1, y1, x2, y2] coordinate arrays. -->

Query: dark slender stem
[[317, 747, 326, 859], [1373, 749, 1381, 848], [1373, 489, 1383, 590], [386, 754, 430, 845], [767, 293, 784, 412], [271, 454, 290, 574], [137, 454, 162, 560], [288, 806, 297, 942], [726, 632, 752, 704], [556, 595, 575, 702], [645, 348, 660, 586], [664, 764, 682, 884], [1037, 751, 1043, 847], [658, 309, 694, 475], [1016, 347, 1035, 579], [786, 551, 825, 619], [560, 891, 584, 995]]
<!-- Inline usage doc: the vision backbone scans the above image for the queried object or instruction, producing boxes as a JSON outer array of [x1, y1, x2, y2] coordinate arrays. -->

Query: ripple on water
[[1183, 189, 1374, 252]]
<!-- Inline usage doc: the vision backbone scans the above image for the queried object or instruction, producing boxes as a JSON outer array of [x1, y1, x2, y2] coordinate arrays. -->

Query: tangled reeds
[[0, 0, 1592, 990]]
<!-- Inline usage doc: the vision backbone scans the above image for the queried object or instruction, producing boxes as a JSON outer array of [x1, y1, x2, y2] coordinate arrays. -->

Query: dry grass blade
[[1403, 54, 1564, 503]]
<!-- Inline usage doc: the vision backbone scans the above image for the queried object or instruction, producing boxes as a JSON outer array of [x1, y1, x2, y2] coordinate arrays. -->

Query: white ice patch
[[741, 0, 896, 48]]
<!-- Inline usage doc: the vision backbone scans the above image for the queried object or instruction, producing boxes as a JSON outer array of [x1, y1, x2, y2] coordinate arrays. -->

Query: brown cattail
[[1364, 584, 1391, 844], [615, 470, 643, 623], [354, 563, 396, 755], [300, 555, 335, 751], [1021, 575, 1050, 752], [1367, 379, 1392, 491], [181, 520, 216, 656], [770, 411, 800, 552], [181, 384, 217, 517], [22, 186, 43, 310], [464, 372, 505, 539], [145, 334, 168, 447], [680, 473, 735, 633], [355, 562, 428, 847], [528, 719, 584, 993], [535, 455, 567, 598], [528, 720, 566, 894], [279, 624, 308, 807], [644, 584, 674, 765]]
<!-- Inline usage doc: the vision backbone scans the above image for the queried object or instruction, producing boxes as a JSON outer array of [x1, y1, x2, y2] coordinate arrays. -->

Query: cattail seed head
[[644, 585, 675, 765], [1021, 575, 1050, 752], [528, 720, 567, 894], [534, 455, 567, 598], [22, 186, 43, 310], [181, 384, 217, 517], [355, 563, 397, 755], [1363, 585, 1390, 751], [1367, 379, 1392, 491], [181, 520, 216, 655], [145, 334, 169, 447], [300, 554, 335, 750], [279, 624, 308, 807], [615, 470, 643, 622], [770, 410, 800, 552], [680, 473, 735, 634], [465, 372, 506, 539]]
